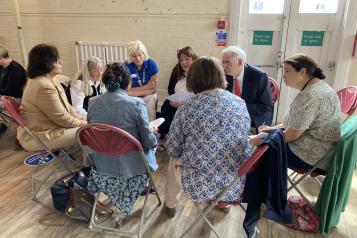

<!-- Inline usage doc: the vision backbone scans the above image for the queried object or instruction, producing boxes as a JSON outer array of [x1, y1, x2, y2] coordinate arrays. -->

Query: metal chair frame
[[179, 144, 270, 238], [76, 123, 162, 238], [0, 96, 74, 200]]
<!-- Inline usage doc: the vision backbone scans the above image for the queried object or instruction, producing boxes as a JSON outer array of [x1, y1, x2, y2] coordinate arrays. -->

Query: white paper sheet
[[167, 90, 194, 103], [150, 117, 165, 130]]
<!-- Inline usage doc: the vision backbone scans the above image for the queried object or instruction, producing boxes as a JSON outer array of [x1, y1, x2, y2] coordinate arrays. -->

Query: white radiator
[[75, 41, 127, 70]]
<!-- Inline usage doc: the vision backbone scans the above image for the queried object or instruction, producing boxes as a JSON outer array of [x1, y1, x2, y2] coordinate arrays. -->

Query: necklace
[[300, 77, 315, 91]]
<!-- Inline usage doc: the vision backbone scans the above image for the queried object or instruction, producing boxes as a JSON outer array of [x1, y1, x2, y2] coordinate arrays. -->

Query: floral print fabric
[[167, 90, 251, 203], [283, 81, 341, 170], [87, 169, 148, 214]]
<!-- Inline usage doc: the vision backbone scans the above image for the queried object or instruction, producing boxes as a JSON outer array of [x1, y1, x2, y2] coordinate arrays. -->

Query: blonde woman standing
[[69, 56, 105, 119]]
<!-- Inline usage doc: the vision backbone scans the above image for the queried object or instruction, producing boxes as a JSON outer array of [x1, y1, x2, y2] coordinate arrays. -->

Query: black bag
[[50, 167, 91, 213], [51, 167, 112, 222]]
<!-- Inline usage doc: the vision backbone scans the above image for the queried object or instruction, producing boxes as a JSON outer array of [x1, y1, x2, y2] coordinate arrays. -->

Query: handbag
[[50, 167, 112, 222], [50, 167, 90, 213]]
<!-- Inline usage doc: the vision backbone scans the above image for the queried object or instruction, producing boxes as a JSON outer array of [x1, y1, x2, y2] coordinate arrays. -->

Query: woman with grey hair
[[125, 40, 159, 121], [69, 56, 105, 118]]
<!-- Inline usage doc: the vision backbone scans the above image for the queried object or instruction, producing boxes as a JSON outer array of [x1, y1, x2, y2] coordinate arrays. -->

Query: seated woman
[[17, 44, 86, 151], [86, 63, 158, 220], [0, 44, 27, 133], [69, 56, 105, 119], [125, 40, 159, 121], [157, 46, 198, 150], [165, 56, 251, 215], [257, 54, 341, 173]]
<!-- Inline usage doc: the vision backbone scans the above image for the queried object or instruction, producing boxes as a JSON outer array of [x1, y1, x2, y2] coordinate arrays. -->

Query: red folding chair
[[179, 144, 270, 238], [337, 86, 357, 121], [76, 123, 162, 238], [268, 77, 280, 103], [0, 96, 21, 144], [0, 96, 75, 200]]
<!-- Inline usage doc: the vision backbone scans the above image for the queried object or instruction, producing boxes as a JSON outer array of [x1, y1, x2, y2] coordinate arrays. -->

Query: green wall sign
[[301, 31, 324, 46], [253, 31, 273, 45]]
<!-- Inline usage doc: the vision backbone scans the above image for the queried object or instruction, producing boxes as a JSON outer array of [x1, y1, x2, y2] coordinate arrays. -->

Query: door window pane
[[249, 0, 284, 14], [299, 0, 339, 13]]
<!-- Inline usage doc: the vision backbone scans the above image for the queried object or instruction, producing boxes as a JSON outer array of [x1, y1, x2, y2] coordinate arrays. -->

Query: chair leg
[[138, 188, 150, 238], [287, 177, 314, 209], [196, 204, 221, 238], [32, 162, 61, 200], [148, 177, 162, 207], [313, 176, 323, 186], [179, 202, 219, 238], [89, 193, 99, 230], [31, 152, 72, 200]]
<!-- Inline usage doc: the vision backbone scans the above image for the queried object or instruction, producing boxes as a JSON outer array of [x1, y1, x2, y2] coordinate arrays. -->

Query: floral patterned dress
[[167, 90, 251, 203], [87, 170, 148, 214]]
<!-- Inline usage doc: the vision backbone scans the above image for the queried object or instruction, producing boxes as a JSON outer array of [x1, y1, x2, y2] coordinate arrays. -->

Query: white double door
[[238, 0, 346, 123]]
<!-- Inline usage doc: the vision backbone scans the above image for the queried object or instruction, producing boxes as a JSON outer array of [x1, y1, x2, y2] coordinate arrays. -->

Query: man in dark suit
[[222, 46, 273, 129]]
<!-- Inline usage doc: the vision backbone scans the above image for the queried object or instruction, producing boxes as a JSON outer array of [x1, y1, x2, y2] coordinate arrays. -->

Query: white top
[[175, 77, 188, 93], [168, 77, 194, 103], [70, 80, 103, 119]]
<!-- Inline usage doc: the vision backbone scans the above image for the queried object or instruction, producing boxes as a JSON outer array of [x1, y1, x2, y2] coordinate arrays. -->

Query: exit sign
[[301, 31, 324, 46]]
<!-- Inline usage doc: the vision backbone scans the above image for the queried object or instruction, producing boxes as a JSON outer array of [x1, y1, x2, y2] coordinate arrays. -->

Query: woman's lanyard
[[301, 77, 313, 91], [135, 66, 146, 86], [286, 77, 314, 123]]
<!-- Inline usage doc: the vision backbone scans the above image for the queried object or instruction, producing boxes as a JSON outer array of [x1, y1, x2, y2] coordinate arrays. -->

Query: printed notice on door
[[301, 31, 324, 46]]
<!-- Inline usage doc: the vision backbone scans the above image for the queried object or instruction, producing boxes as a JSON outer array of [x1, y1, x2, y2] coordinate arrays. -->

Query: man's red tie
[[233, 79, 241, 97]]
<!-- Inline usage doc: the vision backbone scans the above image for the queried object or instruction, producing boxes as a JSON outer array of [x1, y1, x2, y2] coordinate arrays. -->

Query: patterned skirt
[[87, 169, 148, 214]]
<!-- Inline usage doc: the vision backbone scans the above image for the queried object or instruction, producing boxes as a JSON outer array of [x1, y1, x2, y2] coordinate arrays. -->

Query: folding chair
[[288, 86, 357, 208], [268, 77, 280, 103], [0, 96, 21, 144], [337, 86, 357, 121], [0, 96, 75, 200], [179, 144, 270, 238], [76, 123, 162, 238]]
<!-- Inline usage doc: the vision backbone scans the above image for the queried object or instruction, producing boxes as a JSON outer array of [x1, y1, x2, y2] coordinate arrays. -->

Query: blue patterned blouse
[[167, 90, 251, 203]]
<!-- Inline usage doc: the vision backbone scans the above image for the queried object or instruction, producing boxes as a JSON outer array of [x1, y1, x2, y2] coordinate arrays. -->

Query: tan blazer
[[17, 75, 86, 144]]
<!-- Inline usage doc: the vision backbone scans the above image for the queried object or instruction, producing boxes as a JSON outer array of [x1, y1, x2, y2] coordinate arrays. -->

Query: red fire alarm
[[217, 20, 225, 29]]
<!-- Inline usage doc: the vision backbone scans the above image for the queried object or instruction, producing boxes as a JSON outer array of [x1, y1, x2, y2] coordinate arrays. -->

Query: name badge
[[131, 74, 137, 78]]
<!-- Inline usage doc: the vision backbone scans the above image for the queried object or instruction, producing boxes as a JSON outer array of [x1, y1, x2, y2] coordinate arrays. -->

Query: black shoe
[[0, 123, 7, 134], [140, 187, 156, 196], [163, 204, 176, 217]]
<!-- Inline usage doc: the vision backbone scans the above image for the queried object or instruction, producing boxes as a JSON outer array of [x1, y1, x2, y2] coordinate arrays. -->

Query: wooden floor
[[0, 126, 357, 238]]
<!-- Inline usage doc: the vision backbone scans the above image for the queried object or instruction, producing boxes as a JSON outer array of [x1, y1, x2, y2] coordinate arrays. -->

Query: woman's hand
[[169, 101, 181, 108], [258, 125, 274, 133], [248, 132, 268, 146], [151, 126, 158, 132], [151, 77, 158, 88], [249, 136, 265, 146]]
